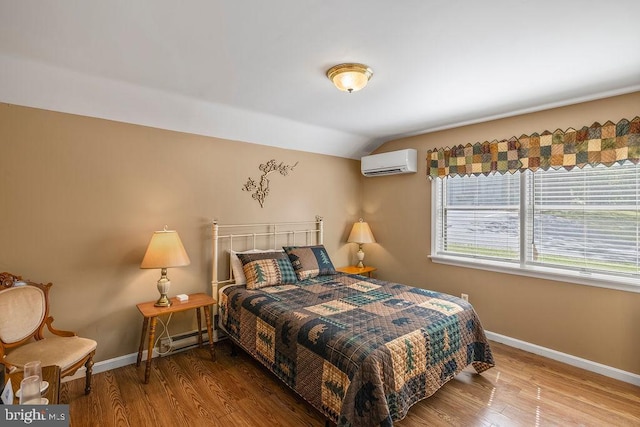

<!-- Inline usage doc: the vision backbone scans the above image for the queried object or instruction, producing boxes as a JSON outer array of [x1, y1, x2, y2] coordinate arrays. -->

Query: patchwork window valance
[[426, 116, 640, 179]]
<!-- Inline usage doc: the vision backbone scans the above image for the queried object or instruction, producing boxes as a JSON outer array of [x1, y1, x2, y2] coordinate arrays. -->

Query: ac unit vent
[[365, 168, 404, 176]]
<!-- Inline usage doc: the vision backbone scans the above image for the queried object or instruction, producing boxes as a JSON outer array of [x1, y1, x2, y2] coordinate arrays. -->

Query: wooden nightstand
[[336, 265, 377, 278], [136, 293, 216, 384]]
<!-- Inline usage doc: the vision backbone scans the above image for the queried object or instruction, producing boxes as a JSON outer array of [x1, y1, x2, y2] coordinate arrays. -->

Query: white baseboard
[[65, 330, 640, 388], [62, 350, 150, 383], [63, 328, 225, 383], [485, 330, 640, 387]]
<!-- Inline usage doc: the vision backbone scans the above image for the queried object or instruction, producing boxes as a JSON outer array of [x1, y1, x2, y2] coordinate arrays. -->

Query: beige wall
[[0, 104, 363, 362], [363, 92, 640, 375], [3, 93, 638, 376]]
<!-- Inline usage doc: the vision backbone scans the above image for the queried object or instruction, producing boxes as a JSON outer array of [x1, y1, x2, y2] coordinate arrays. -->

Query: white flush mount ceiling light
[[326, 63, 373, 93]]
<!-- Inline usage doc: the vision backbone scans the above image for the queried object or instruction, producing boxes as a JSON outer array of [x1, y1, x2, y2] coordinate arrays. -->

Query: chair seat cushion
[[4, 336, 97, 371]]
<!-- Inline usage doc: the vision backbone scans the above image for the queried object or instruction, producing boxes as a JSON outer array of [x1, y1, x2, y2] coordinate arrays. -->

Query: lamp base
[[155, 294, 172, 307], [356, 246, 365, 268], [155, 272, 172, 307]]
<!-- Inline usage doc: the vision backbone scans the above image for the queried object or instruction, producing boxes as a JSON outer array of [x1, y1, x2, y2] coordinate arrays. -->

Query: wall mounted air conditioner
[[361, 148, 417, 177]]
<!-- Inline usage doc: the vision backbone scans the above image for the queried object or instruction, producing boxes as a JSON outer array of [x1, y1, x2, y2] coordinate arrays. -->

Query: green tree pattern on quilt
[[405, 338, 415, 374]]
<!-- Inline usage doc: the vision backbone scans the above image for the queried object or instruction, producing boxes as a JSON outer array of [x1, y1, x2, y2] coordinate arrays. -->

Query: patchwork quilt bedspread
[[219, 273, 494, 426]]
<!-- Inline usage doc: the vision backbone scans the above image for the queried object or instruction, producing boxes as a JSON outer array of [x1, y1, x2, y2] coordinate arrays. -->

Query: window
[[432, 161, 640, 292]]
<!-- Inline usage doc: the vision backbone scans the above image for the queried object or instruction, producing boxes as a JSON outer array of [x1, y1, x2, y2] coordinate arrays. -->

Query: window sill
[[429, 254, 640, 294]]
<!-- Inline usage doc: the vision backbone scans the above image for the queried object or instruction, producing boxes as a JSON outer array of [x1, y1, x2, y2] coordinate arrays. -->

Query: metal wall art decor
[[242, 159, 298, 208]]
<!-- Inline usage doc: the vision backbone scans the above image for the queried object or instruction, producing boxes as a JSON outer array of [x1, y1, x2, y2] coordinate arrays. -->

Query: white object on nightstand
[[176, 294, 189, 302]]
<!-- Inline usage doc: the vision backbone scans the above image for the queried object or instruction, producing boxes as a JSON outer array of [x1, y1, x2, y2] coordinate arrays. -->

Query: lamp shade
[[140, 227, 191, 269], [347, 219, 376, 244]]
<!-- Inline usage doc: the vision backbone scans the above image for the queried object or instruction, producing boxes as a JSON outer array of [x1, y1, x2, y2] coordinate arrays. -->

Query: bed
[[211, 218, 494, 426]]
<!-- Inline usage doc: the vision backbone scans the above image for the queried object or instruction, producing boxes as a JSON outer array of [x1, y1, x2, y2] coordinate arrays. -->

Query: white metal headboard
[[211, 216, 324, 297]]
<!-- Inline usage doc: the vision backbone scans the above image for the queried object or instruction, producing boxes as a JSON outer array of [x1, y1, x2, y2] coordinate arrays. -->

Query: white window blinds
[[433, 161, 640, 291], [435, 172, 520, 261], [526, 163, 639, 276]]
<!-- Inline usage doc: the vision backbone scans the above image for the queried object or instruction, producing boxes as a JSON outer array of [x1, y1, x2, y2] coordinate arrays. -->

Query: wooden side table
[[336, 265, 377, 278], [136, 293, 216, 384], [8, 365, 61, 404]]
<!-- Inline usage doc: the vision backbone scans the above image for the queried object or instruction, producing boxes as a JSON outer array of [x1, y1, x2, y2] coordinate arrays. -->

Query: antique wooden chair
[[0, 272, 97, 394]]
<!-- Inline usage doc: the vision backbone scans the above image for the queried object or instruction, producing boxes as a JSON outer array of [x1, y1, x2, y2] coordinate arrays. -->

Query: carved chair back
[[0, 272, 52, 349]]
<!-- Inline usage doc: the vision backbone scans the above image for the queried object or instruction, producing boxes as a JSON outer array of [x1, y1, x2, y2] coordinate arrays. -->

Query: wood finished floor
[[63, 340, 640, 426]]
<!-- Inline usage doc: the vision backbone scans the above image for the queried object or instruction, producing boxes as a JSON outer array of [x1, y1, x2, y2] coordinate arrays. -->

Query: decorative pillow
[[237, 251, 297, 289], [230, 249, 282, 285], [283, 245, 336, 280]]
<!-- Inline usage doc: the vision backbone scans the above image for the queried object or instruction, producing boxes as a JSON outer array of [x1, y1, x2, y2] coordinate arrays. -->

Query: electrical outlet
[[461, 293, 469, 302], [159, 337, 172, 353]]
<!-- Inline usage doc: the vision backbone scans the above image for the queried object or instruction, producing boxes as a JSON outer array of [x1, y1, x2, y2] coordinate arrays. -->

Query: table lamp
[[140, 226, 191, 307], [347, 218, 376, 268]]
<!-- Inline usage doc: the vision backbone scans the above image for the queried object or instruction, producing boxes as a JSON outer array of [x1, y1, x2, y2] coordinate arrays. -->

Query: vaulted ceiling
[[1, 1, 639, 159]]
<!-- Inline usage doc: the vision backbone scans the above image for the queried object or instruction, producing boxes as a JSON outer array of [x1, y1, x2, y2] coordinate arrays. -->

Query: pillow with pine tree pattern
[[238, 251, 297, 289], [283, 245, 336, 280]]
